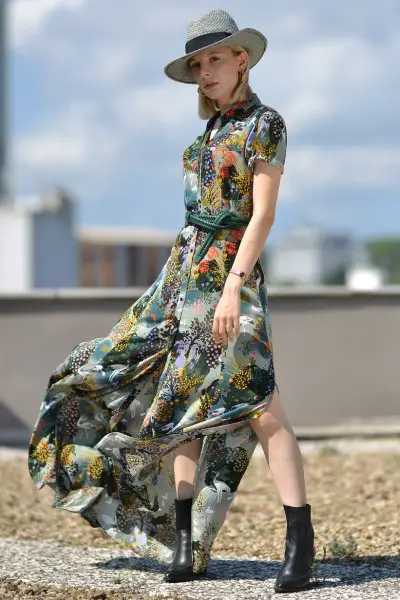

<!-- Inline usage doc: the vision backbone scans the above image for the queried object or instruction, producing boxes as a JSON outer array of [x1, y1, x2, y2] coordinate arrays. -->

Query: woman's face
[[187, 46, 246, 104]]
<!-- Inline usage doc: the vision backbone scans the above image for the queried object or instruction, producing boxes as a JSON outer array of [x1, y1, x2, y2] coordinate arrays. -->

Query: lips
[[205, 82, 218, 89]]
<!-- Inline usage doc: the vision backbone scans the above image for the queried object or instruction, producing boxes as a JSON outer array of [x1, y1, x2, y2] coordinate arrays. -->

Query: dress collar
[[206, 91, 262, 130]]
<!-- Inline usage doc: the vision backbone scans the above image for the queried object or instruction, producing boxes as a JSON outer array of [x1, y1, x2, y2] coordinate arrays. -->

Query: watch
[[229, 269, 246, 281]]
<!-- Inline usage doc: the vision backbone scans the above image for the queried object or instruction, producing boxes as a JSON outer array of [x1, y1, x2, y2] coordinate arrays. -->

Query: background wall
[[1, 287, 399, 444]]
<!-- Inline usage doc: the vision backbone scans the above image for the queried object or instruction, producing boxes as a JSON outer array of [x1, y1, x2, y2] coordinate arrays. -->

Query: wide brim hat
[[164, 9, 268, 84]]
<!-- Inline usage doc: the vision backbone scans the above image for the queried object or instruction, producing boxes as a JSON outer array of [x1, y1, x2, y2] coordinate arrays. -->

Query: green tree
[[322, 266, 347, 285], [366, 238, 400, 284]]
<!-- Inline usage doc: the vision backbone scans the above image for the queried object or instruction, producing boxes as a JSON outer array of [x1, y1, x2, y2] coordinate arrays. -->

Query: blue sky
[[8, 0, 400, 244]]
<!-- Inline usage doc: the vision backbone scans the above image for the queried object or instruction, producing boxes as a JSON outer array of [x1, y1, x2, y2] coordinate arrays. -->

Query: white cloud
[[10, 0, 90, 51], [253, 34, 385, 136], [282, 144, 400, 202], [112, 80, 196, 134], [9, 1, 400, 235], [16, 132, 87, 169], [12, 100, 121, 198]]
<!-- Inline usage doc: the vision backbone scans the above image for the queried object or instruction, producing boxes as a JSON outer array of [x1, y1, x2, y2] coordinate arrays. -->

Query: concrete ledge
[[1, 284, 400, 300], [2, 421, 400, 450], [292, 421, 400, 439]]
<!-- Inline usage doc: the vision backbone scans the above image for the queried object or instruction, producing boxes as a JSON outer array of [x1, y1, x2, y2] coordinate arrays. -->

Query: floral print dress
[[28, 91, 287, 574]]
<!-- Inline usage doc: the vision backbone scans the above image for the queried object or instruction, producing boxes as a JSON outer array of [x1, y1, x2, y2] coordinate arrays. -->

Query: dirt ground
[[0, 446, 399, 598], [1, 448, 399, 564]]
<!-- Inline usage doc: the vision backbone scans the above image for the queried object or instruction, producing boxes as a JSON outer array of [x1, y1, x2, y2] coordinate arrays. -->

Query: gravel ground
[[0, 441, 399, 598], [0, 537, 399, 600]]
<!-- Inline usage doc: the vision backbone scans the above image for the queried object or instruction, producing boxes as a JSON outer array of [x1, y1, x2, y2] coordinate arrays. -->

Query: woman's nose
[[199, 65, 211, 78]]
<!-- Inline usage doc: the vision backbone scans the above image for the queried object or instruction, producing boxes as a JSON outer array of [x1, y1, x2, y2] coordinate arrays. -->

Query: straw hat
[[164, 9, 268, 84]]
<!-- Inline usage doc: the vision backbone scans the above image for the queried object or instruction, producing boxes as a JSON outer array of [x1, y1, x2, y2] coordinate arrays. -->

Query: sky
[[7, 0, 400, 244]]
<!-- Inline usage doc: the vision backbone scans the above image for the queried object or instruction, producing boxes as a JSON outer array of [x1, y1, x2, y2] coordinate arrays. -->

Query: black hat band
[[185, 31, 233, 55]]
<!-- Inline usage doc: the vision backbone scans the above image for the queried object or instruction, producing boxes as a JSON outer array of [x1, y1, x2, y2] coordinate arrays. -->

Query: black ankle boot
[[164, 497, 203, 583], [274, 503, 315, 593]]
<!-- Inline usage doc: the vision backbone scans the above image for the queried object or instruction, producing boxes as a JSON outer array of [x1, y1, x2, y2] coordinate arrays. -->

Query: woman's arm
[[212, 160, 282, 344]]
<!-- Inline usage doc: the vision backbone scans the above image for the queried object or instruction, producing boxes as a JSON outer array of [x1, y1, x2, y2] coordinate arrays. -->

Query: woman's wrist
[[225, 272, 244, 291]]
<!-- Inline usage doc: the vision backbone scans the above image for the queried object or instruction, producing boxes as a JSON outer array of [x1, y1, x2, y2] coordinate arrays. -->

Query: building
[[0, 188, 78, 291], [77, 226, 176, 287], [0, 187, 179, 291], [268, 226, 355, 286]]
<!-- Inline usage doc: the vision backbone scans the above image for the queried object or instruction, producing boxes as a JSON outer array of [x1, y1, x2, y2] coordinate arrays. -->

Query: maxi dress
[[28, 91, 287, 574]]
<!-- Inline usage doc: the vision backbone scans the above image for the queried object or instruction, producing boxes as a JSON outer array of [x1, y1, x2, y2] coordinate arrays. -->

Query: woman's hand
[[212, 277, 242, 344]]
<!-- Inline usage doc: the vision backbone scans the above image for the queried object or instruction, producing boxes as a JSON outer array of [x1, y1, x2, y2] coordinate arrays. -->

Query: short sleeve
[[245, 109, 287, 174]]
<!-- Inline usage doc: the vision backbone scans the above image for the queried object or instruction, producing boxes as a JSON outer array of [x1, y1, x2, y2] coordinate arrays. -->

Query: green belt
[[184, 210, 250, 264]]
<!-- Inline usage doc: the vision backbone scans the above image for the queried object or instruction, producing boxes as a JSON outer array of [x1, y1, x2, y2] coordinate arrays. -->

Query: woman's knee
[[249, 391, 292, 434]]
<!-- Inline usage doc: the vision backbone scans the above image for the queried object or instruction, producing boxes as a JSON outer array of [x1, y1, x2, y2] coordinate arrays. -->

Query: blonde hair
[[192, 45, 254, 119]]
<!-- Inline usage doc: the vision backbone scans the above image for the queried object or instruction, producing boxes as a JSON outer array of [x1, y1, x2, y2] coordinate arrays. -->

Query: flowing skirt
[[28, 225, 278, 573]]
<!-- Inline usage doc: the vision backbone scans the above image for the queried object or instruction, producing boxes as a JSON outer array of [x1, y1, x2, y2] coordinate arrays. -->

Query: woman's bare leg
[[249, 389, 307, 506], [173, 438, 203, 500]]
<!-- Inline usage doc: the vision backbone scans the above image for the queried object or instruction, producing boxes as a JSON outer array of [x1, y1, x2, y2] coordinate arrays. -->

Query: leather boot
[[274, 503, 315, 593], [164, 496, 203, 583]]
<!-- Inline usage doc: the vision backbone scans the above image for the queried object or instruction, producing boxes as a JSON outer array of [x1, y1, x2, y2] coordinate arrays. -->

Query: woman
[[28, 8, 315, 595]]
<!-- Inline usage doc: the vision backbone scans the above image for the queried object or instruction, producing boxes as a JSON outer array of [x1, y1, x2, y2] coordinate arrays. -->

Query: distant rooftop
[[279, 224, 353, 247], [77, 226, 178, 246], [0, 188, 76, 215], [1, 189, 177, 245]]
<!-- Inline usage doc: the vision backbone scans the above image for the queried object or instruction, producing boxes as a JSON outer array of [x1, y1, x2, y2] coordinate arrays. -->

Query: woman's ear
[[239, 52, 247, 69]]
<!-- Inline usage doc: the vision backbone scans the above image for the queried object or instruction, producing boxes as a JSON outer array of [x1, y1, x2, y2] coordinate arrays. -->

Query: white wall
[[270, 246, 320, 284], [0, 208, 31, 291]]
